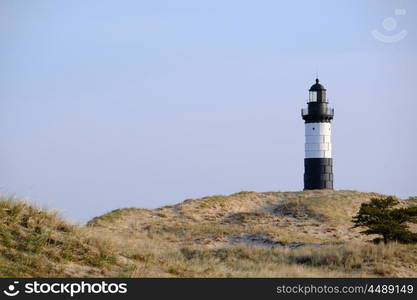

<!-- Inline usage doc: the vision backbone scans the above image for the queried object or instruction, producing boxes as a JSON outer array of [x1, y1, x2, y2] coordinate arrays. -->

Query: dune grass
[[0, 196, 121, 277], [1, 190, 416, 277], [86, 190, 417, 277]]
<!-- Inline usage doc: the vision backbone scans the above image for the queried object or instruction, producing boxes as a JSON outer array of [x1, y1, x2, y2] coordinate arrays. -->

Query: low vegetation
[[0, 196, 121, 277], [1, 190, 416, 277]]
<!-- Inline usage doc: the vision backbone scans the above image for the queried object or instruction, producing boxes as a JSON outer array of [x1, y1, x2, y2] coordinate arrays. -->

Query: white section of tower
[[305, 122, 332, 158]]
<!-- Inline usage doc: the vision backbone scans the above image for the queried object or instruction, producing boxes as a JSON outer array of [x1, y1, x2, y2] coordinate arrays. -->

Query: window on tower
[[309, 91, 317, 102]]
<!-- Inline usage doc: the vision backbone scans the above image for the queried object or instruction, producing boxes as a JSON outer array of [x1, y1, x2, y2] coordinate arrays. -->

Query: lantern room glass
[[309, 91, 317, 102]]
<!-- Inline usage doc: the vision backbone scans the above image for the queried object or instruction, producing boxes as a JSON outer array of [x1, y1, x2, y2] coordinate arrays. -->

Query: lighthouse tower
[[301, 79, 334, 189]]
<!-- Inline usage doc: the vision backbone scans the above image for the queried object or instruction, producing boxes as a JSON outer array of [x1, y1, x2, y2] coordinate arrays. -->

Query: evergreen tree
[[352, 196, 417, 244]]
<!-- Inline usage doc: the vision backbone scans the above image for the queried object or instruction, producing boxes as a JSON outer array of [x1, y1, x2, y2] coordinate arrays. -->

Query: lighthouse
[[301, 79, 334, 189]]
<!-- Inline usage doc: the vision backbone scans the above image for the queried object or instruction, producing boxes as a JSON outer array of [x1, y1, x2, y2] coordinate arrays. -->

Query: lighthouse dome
[[309, 78, 326, 91]]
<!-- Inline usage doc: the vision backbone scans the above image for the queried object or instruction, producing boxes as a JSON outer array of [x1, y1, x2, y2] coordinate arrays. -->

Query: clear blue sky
[[1, 0, 416, 223]]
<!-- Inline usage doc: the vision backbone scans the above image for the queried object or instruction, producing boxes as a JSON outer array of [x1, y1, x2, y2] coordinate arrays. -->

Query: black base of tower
[[304, 158, 333, 190]]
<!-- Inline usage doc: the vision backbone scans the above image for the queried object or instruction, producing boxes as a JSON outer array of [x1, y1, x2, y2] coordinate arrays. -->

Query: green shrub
[[352, 197, 417, 244]]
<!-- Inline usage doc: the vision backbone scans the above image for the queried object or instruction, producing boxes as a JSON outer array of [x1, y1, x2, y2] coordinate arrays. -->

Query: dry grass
[[86, 190, 417, 277], [1, 190, 416, 277], [0, 196, 122, 277]]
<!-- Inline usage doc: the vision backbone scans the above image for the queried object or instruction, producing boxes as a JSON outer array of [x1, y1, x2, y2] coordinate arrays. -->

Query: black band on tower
[[304, 158, 333, 189]]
